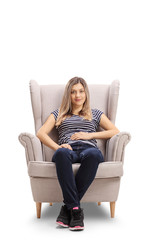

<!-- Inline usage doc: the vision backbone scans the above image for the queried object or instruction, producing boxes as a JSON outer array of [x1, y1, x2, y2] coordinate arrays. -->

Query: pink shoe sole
[[56, 221, 69, 228], [69, 226, 84, 231]]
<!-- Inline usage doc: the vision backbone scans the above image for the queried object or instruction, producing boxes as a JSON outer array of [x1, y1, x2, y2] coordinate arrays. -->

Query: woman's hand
[[59, 144, 73, 150], [70, 132, 92, 140]]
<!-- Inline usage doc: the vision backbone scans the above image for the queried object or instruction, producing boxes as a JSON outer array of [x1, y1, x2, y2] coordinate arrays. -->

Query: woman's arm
[[70, 113, 119, 141], [36, 114, 61, 151], [91, 113, 120, 139]]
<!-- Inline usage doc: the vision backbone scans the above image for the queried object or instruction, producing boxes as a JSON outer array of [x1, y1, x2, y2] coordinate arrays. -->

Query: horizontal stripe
[[51, 108, 103, 148]]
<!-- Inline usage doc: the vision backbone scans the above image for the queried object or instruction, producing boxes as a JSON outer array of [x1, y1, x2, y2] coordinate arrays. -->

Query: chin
[[75, 102, 84, 106]]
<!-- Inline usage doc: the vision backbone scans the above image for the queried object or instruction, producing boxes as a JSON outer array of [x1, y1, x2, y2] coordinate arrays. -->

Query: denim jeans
[[52, 142, 104, 210]]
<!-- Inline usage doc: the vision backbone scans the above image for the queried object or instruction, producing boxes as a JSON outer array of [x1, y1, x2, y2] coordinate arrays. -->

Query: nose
[[75, 92, 80, 97]]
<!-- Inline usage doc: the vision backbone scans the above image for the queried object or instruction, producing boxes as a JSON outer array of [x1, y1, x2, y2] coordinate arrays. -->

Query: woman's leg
[[52, 148, 80, 209], [75, 147, 104, 201]]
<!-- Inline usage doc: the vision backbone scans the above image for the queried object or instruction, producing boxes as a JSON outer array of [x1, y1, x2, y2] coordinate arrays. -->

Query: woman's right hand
[[58, 144, 73, 150]]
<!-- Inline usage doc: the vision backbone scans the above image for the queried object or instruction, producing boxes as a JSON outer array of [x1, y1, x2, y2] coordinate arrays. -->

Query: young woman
[[37, 77, 119, 231]]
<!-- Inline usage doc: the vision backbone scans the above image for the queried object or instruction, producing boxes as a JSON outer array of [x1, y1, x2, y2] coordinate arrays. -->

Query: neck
[[71, 105, 83, 115]]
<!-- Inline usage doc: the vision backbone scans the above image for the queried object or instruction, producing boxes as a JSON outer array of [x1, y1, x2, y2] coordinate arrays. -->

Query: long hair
[[55, 77, 92, 127]]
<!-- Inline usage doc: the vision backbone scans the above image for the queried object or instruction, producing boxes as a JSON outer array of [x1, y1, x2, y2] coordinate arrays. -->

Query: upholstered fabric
[[28, 161, 123, 179], [30, 177, 121, 203], [107, 131, 131, 162], [19, 132, 43, 164]]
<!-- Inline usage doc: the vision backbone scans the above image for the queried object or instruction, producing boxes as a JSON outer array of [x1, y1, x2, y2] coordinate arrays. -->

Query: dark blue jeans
[[52, 142, 104, 210]]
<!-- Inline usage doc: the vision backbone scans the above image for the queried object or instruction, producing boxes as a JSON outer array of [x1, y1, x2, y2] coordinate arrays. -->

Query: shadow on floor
[[40, 202, 110, 221]]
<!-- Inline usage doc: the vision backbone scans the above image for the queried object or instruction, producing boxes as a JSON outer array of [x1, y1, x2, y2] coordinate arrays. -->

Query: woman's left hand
[[70, 132, 92, 140]]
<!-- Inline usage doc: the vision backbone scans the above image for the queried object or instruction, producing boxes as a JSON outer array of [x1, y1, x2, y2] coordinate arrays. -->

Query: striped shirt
[[51, 108, 104, 148]]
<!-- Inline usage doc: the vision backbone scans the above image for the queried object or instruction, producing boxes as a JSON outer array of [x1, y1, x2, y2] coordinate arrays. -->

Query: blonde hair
[[55, 77, 92, 127]]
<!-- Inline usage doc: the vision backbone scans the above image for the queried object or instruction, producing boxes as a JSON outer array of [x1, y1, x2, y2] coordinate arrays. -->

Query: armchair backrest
[[29, 80, 120, 161]]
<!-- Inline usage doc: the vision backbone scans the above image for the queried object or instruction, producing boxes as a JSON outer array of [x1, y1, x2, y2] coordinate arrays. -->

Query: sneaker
[[69, 207, 84, 231], [56, 205, 70, 228]]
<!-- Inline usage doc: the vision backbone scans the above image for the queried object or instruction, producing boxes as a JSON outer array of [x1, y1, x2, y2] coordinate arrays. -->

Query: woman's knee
[[52, 148, 71, 163], [82, 148, 104, 163]]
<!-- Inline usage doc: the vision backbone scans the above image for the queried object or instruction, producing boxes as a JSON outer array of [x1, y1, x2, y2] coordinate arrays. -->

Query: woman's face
[[70, 83, 86, 107]]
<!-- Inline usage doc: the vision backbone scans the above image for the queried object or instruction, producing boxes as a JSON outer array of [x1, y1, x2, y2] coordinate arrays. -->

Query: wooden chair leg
[[98, 202, 101, 206], [36, 202, 42, 218], [49, 202, 53, 206], [110, 202, 115, 218]]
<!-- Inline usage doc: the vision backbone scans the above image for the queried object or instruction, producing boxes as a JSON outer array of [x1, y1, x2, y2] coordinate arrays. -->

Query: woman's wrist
[[54, 144, 62, 151], [89, 132, 95, 139]]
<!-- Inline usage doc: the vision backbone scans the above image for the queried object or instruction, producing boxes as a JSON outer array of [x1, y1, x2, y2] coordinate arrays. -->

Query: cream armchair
[[18, 80, 131, 219]]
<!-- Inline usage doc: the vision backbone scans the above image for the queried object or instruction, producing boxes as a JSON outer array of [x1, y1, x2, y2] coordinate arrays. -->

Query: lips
[[75, 99, 81, 101]]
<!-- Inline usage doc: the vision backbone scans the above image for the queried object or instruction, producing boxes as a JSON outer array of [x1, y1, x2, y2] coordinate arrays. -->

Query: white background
[[0, 0, 160, 239]]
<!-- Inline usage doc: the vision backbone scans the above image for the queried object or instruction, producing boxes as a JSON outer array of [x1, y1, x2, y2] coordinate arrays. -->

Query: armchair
[[18, 80, 131, 219]]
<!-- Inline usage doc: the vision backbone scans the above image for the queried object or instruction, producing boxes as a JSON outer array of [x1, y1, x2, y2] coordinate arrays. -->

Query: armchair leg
[[110, 202, 115, 218], [36, 202, 42, 218], [98, 202, 101, 206], [50, 203, 53, 206]]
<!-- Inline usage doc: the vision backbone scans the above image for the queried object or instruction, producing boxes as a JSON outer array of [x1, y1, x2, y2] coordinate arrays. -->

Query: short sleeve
[[92, 108, 104, 128], [51, 109, 59, 121]]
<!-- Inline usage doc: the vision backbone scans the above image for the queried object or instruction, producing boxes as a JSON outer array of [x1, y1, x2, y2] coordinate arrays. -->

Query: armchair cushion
[[28, 161, 123, 179]]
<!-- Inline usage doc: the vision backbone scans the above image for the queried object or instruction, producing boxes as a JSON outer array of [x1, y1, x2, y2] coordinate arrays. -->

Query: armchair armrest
[[106, 131, 131, 162], [18, 132, 43, 165]]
